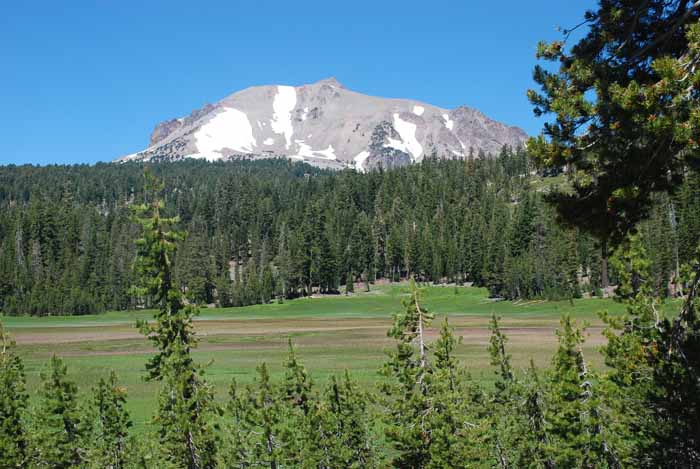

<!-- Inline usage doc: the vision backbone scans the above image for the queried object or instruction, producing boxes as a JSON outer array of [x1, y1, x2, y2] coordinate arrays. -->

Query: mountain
[[117, 78, 528, 171]]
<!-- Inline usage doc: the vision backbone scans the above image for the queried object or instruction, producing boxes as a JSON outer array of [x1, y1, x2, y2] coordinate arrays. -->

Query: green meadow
[[3, 283, 676, 432]]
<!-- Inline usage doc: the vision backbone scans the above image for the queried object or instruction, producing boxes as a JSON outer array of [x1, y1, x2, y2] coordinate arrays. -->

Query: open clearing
[[2, 283, 678, 431]]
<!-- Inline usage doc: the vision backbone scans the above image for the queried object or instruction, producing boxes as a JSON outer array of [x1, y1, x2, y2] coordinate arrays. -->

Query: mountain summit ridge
[[118, 78, 528, 170]]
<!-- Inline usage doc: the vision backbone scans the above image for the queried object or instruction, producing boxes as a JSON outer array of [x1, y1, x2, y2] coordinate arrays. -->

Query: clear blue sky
[[0, 1, 595, 165]]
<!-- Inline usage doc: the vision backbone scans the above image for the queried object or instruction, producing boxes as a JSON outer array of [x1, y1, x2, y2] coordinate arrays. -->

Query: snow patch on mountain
[[271, 86, 296, 149], [195, 107, 256, 156], [294, 140, 315, 158], [316, 145, 336, 160], [263, 138, 275, 145], [385, 137, 409, 154], [442, 113, 454, 131], [392, 113, 423, 161], [413, 105, 425, 116], [293, 140, 336, 160], [354, 150, 370, 172]]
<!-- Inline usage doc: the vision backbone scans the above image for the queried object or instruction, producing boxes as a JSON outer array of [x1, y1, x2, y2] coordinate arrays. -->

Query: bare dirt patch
[[11, 314, 603, 360]]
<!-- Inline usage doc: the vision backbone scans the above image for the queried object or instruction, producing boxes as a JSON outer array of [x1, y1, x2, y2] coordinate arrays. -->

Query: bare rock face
[[118, 78, 528, 171], [148, 103, 216, 146]]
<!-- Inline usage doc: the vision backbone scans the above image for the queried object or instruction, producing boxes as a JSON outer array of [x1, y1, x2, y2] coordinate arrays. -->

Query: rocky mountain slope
[[117, 78, 527, 171]]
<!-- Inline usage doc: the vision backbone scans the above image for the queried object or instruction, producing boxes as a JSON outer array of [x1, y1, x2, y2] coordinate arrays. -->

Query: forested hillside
[[2, 148, 699, 315]]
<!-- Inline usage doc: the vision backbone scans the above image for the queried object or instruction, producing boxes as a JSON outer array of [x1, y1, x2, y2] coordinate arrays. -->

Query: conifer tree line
[[2, 151, 700, 316], [0, 187, 699, 466]]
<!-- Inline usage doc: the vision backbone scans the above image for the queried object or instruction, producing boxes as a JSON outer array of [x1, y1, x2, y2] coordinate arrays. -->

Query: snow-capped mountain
[[117, 78, 527, 171]]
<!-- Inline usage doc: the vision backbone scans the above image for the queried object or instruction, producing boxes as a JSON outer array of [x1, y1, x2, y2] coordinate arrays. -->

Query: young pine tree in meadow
[[380, 278, 435, 468], [521, 361, 554, 469], [0, 322, 29, 469], [485, 314, 521, 468], [278, 341, 379, 467], [425, 318, 483, 468], [222, 378, 254, 467], [488, 315, 514, 402], [280, 340, 314, 464], [484, 315, 554, 468], [381, 279, 482, 467], [31, 355, 88, 469], [87, 371, 133, 469], [282, 340, 312, 414], [225, 363, 287, 468], [545, 316, 620, 468], [310, 371, 378, 468], [131, 171, 218, 469]]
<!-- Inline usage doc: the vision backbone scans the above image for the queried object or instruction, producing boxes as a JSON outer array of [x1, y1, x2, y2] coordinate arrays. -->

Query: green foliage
[[611, 233, 652, 301], [484, 319, 552, 468], [224, 343, 379, 468], [282, 340, 313, 417], [528, 1, 700, 249], [0, 323, 28, 469], [131, 172, 190, 381], [602, 240, 700, 466], [488, 314, 513, 399], [380, 279, 435, 467], [225, 363, 288, 467], [87, 371, 133, 468], [131, 171, 218, 468], [345, 270, 354, 294], [5, 152, 685, 315], [31, 355, 87, 468], [545, 316, 619, 467], [381, 279, 481, 467], [526, 5, 700, 463], [309, 371, 378, 468]]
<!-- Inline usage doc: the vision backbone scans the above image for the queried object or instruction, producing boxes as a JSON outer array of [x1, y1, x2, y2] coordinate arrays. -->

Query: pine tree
[[282, 340, 312, 417], [0, 322, 28, 469], [427, 318, 479, 467], [545, 316, 619, 467], [528, 1, 700, 282], [87, 371, 132, 469], [484, 316, 552, 468], [380, 278, 436, 468], [32, 356, 87, 469], [488, 315, 514, 401], [521, 361, 553, 469], [0, 157, 615, 312], [225, 363, 287, 468], [131, 171, 218, 468], [311, 371, 378, 468], [602, 239, 700, 466]]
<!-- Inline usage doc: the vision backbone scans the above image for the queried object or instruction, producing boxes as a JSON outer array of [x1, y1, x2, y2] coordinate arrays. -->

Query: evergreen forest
[[2, 151, 699, 316]]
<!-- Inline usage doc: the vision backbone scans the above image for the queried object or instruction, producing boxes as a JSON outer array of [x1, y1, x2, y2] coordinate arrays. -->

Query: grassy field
[[2, 283, 674, 432]]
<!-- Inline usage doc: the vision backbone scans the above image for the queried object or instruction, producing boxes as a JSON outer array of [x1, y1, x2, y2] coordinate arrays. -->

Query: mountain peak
[[315, 77, 344, 88], [119, 80, 527, 171]]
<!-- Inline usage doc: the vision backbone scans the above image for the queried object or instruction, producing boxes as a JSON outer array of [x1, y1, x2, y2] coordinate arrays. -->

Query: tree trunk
[[601, 238, 609, 292], [415, 291, 427, 371]]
